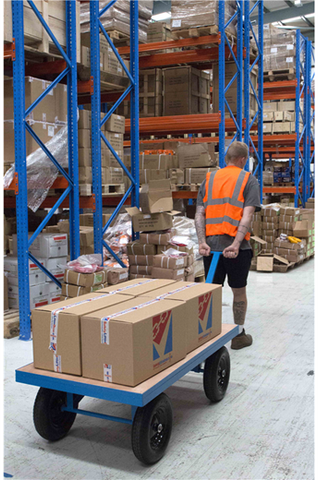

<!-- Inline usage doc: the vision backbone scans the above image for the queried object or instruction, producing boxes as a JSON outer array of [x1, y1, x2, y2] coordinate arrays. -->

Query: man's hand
[[223, 243, 240, 259], [199, 242, 210, 257]]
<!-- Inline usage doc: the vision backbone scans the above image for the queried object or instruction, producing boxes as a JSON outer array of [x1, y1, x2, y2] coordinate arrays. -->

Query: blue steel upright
[[11, 0, 80, 340], [305, 39, 315, 202], [218, 1, 244, 169], [12, 0, 30, 340], [90, 1, 139, 261], [244, 0, 263, 198]]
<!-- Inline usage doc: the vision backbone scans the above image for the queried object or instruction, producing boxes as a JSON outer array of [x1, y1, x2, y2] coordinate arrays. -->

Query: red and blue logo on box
[[198, 293, 212, 340], [153, 310, 173, 367]]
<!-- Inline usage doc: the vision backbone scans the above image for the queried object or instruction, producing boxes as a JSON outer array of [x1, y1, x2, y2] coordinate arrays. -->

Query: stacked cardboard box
[[251, 212, 262, 238], [176, 143, 218, 185], [305, 197, 315, 210], [80, 35, 130, 76], [263, 100, 301, 136], [147, 22, 174, 43], [62, 269, 108, 299], [163, 66, 210, 116], [293, 209, 315, 258], [4, 77, 67, 165], [262, 26, 296, 71], [278, 207, 300, 237], [273, 238, 306, 264], [32, 278, 222, 386], [10, 232, 68, 306], [78, 110, 125, 186], [171, 1, 237, 36], [261, 205, 280, 253]]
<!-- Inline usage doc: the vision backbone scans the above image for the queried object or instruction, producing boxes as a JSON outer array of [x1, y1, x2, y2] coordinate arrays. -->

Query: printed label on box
[[177, 269, 184, 276], [103, 364, 112, 382], [176, 258, 184, 266], [53, 354, 62, 373], [172, 20, 181, 27], [101, 318, 110, 345], [287, 44, 294, 50], [286, 57, 293, 63], [271, 47, 277, 53], [119, 272, 128, 280], [48, 126, 55, 137]]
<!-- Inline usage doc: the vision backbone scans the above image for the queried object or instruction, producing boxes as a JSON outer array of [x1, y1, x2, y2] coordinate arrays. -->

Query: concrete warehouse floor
[[4, 260, 315, 480]]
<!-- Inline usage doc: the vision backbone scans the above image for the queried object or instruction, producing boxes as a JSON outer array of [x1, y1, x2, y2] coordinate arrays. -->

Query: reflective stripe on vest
[[204, 166, 251, 239]]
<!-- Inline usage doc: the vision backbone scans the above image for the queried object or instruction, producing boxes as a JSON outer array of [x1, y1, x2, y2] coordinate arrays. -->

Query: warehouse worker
[[195, 141, 261, 350]]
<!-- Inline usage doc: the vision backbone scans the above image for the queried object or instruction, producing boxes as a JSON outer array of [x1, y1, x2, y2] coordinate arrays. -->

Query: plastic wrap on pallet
[[3, 123, 68, 213], [171, 0, 237, 35], [103, 213, 132, 260], [170, 215, 201, 261], [80, 3, 148, 42]]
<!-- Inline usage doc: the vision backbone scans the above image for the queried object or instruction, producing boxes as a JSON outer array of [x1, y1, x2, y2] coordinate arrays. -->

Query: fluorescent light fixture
[[305, 13, 315, 19], [294, 0, 302, 6], [151, 12, 171, 22], [282, 16, 302, 23]]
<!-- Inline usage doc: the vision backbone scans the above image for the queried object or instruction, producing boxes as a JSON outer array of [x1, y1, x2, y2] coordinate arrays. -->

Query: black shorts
[[203, 250, 253, 289]]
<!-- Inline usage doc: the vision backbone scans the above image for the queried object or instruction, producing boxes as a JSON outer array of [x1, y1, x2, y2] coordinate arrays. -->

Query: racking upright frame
[[305, 40, 315, 201], [11, 0, 80, 340], [90, 0, 139, 266], [218, 0, 244, 169], [244, 0, 263, 197]]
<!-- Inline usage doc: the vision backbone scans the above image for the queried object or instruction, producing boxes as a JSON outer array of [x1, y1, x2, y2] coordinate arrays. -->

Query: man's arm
[[195, 206, 210, 256], [223, 206, 255, 258]]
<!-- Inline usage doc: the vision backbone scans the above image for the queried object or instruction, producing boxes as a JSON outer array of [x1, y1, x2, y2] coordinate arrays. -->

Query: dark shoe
[[231, 329, 253, 350]]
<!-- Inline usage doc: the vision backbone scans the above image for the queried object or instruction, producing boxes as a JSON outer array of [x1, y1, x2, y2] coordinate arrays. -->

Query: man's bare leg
[[231, 287, 252, 349]]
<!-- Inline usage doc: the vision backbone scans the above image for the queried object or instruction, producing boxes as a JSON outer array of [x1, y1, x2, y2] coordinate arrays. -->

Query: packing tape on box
[[155, 282, 198, 300], [53, 354, 62, 373], [107, 278, 156, 295], [49, 294, 110, 354], [101, 298, 161, 345]]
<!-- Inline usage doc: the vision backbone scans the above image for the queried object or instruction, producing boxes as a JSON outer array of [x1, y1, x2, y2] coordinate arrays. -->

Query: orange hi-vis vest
[[203, 166, 251, 240]]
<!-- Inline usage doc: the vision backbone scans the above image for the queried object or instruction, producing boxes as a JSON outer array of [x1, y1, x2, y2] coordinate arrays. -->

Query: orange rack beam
[[4, 41, 15, 60], [117, 34, 220, 56], [263, 186, 296, 194]]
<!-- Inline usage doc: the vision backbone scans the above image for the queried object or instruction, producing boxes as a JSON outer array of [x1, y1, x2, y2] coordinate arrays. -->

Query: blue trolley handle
[[205, 251, 222, 284]]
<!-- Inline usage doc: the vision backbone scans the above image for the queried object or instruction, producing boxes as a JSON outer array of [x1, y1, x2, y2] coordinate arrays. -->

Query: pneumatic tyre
[[203, 347, 230, 402], [131, 393, 173, 465], [33, 388, 82, 441]]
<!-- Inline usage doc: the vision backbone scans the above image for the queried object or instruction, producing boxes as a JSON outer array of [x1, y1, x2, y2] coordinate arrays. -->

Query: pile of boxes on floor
[[32, 278, 222, 386], [250, 201, 315, 272], [124, 143, 218, 190], [127, 179, 195, 282], [78, 110, 125, 188]]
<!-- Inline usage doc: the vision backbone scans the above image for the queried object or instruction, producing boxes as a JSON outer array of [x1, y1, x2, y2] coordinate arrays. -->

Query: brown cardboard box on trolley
[[139, 179, 173, 214], [126, 207, 179, 232], [64, 269, 107, 287], [32, 293, 131, 375], [99, 278, 176, 297], [142, 281, 222, 354], [152, 267, 185, 281], [81, 297, 188, 386]]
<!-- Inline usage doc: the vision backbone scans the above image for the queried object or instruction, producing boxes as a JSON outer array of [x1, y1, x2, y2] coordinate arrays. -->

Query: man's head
[[225, 141, 249, 169]]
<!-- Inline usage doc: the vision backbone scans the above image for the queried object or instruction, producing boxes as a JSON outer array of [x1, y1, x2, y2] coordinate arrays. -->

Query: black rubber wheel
[[131, 393, 173, 465], [203, 346, 230, 402], [33, 388, 82, 441]]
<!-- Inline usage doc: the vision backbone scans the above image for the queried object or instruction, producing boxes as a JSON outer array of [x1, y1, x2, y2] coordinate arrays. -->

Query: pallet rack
[[8, 0, 80, 340]]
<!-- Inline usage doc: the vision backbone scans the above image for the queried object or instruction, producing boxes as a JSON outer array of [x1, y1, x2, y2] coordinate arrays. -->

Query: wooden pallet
[[4, 309, 20, 339], [171, 183, 201, 192], [264, 68, 296, 82], [172, 25, 236, 42], [79, 184, 125, 196]]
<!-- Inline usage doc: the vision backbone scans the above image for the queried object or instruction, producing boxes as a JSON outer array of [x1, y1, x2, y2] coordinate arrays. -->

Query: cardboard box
[[81, 297, 188, 385], [152, 267, 185, 281], [177, 143, 213, 169], [140, 169, 167, 184], [4, 255, 45, 286], [105, 167, 124, 184], [262, 206, 280, 217], [43, 257, 67, 282], [130, 274, 153, 280], [280, 207, 300, 216], [185, 168, 217, 184], [274, 111, 283, 122], [32, 293, 130, 375], [263, 112, 275, 122], [169, 168, 185, 184], [130, 266, 153, 276], [58, 220, 69, 234], [64, 269, 107, 287], [106, 268, 129, 285], [250, 236, 267, 257], [105, 132, 124, 151], [263, 123, 273, 134], [128, 255, 154, 266], [79, 227, 94, 247], [99, 278, 176, 297], [78, 148, 92, 167], [78, 129, 91, 148], [8, 283, 49, 310], [274, 238, 306, 250], [13, 233, 68, 258], [263, 102, 278, 112], [140, 154, 173, 171], [104, 114, 125, 134], [80, 213, 113, 227], [139, 179, 173, 214], [61, 283, 107, 297], [127, 242, 157, 256], [4, 275, 9, 311], [142, 281, 222, 354], [293, 220, 312, 238], [139, 232, 172, 246], [160, 244, 194, 255], [79, 166, 107, 185], [78, 109, 91, 129], [256, 254, 289, 272], [277, 101, 296, 112], [126, 207, 178, 232], [47, 282, 62, 304], [153, 255, 187, 270]]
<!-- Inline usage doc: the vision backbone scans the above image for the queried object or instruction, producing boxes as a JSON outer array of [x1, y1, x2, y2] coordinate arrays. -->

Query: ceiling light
[[151, 12, 171, 22], [294, 0, 302, 6]]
